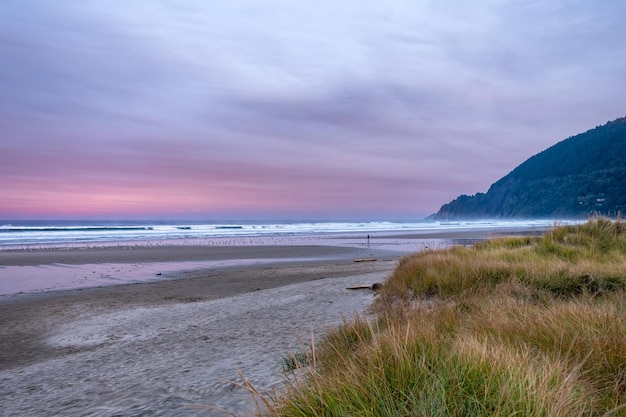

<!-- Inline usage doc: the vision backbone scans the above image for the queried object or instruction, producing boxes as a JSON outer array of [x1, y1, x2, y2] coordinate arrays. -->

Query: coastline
[[0, 227, 551, 416], [0, 225, 552, 294]]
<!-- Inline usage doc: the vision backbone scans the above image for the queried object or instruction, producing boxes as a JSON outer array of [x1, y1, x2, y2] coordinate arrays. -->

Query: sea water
[[0, 219, 582, 296], [0, 219, 572, 248]]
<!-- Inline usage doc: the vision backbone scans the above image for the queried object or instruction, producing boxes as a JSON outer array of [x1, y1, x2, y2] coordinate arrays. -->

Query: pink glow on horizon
[[2, 149, 438, 219], [1, 177, 433, 220]]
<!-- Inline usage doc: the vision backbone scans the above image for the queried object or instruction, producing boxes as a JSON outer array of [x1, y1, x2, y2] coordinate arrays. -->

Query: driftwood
[[346, 283, 383, 291], [353, 258, 377, 263]]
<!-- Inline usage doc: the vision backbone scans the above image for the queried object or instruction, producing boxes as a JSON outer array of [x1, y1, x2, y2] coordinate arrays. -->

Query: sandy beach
[[0, 227, 551, 416], [0, 242, 402, 417]]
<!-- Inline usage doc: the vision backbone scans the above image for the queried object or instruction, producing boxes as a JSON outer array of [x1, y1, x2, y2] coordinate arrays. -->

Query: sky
[[1, 1, 625, 221]]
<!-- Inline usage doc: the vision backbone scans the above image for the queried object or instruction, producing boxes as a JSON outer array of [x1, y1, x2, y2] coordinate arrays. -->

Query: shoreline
[[0, 222, 557, 251], [0, 227, 551, 416], [0, 243, 375, 266]]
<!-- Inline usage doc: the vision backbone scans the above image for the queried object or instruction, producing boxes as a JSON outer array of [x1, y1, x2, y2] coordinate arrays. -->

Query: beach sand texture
[[0, 228, 544, 416], [0, 244, 398, 416]]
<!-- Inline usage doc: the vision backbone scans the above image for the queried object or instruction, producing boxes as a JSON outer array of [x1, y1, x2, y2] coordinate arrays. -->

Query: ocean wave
[[0, 219, 572, 247]]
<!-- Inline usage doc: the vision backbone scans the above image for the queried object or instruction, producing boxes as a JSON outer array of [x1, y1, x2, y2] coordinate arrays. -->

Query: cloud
[[1, 0, 625, 219]]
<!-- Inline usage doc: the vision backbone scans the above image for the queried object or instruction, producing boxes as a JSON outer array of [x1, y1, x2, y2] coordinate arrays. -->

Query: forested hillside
[[431, 117, 626, 219]]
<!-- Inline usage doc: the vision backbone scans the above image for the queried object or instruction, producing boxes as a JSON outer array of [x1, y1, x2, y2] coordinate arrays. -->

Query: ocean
[[0, 219, 571, 248]]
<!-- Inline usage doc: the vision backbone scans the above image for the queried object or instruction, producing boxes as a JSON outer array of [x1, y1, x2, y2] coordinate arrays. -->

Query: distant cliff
[[430, 117, 626, 219]]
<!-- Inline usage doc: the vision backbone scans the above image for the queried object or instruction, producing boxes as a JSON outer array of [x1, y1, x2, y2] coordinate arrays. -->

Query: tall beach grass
[[261, 218, 626, 416]]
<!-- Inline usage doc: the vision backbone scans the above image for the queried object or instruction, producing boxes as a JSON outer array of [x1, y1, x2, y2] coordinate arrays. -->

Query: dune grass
[[261, 218, 626, 416]]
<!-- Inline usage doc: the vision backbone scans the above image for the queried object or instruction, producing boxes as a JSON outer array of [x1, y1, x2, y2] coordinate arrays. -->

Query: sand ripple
[[1, 272, 385, 416]]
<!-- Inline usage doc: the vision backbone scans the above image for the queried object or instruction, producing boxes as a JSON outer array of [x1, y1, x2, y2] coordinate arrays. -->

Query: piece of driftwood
[[346, 283, 383, 290], [353, 258, 377, 263]]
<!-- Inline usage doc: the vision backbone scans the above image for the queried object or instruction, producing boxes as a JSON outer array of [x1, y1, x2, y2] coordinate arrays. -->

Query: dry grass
[[260, 218, 626, 417]]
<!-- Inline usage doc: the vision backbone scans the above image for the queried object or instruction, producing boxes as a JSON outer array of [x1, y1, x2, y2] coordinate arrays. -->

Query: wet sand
[[0, 244, 399, 416], [0, 245, 389, 295], [0, 244, 369, 267]]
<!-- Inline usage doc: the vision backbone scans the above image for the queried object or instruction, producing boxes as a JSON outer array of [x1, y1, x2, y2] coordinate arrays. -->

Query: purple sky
[[1, 1, 625, 220]]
